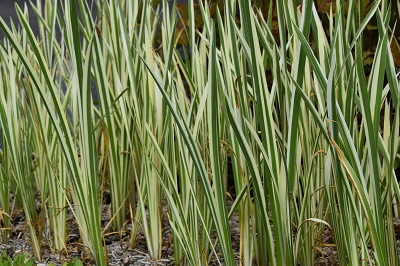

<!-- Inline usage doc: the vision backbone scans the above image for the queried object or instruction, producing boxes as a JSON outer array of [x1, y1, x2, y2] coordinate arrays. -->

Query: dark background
[[0, 0, 40, 39], [0, 0, 99, 40], [0, 0, 188, 40]]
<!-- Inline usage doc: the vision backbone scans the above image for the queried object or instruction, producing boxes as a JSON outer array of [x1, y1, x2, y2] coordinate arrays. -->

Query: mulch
[[0, 198, 240, 265], [2, 198, 400, 265]]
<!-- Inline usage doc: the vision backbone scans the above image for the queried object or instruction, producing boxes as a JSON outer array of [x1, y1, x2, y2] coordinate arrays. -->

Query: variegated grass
[[0, 1, 399, 265]]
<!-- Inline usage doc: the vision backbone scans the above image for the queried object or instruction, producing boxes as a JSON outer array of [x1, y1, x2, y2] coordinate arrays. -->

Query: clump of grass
[[0, 0, 399, 265]]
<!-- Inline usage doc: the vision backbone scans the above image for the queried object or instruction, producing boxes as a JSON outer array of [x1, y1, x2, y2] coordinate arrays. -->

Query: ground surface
[[0, 198, 241, 265], [2, 197, 400, 265]]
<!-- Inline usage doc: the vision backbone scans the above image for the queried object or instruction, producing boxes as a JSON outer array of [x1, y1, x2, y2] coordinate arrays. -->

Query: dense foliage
[[0, 0, 399, 265]]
